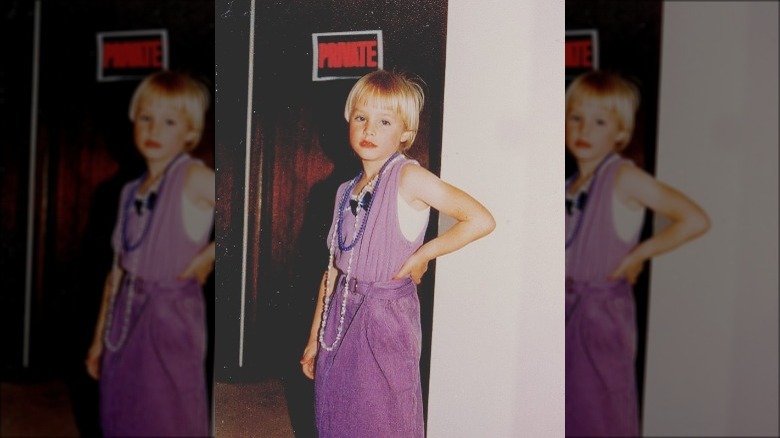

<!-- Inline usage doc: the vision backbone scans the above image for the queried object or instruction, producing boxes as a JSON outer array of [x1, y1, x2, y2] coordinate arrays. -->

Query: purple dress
[[565, 154, 641, 437], [101, 154, 210, 437], [315, 155, 428, 438]]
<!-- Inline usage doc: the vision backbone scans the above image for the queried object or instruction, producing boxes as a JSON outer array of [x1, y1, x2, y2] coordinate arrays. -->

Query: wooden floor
[[214, 379, 295, 438], [1, 378, 297, 437], [1, 379, 80, 437]]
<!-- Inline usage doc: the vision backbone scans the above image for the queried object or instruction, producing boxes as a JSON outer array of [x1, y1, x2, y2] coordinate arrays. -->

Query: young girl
[[565, 71, 710, 437], [300, 70, 495, 437], [84, 71, 215, 437]]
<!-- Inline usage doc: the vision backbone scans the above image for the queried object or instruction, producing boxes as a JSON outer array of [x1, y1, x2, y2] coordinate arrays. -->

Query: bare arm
[[301, 267, 338, 380], [610, 164, 711, 283], [85, 263, 123, 379], [179, 163, 216, 284], [394, 164, 496, 284]]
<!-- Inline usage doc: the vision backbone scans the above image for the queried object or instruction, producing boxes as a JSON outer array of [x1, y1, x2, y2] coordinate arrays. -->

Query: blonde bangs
[[565, 71, 639, 149], [128, 71, 210, 149], [344, 70, 424, 151]]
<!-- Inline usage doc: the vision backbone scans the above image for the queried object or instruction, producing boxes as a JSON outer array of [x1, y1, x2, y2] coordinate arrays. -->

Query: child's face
[[566, 98, 627, 164], [133, 97, 195, 164], [348, 99, 411, 164]]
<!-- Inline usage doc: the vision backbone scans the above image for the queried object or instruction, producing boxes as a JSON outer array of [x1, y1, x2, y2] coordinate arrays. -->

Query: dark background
[[1, 0, 215, 435], [566, 0, 664, 419], [215, 0, 449, 435]]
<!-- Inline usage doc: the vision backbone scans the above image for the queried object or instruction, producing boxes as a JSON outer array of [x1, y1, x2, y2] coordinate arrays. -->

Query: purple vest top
[[112, 154, 211, 282], [327, 156, 428, 283], [565, 154, 641, 282]]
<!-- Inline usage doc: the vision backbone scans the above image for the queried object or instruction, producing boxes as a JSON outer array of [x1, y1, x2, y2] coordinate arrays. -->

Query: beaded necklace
[[104, 153, 185, 352], [565, 152, 614, 249], [122, 153, 183, 252], [319, 152, 401, 351]]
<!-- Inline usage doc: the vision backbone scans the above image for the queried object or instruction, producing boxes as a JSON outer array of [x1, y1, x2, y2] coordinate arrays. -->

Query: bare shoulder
[[399, 160, 436, 184], [614, 163, 653, 210], [185, 161, 215, 178], [184, 161, 215, 206], [185, 161, 215, 186], [614, 161, 696, 214], [614, 161, 655, 194], [399, 161, 436, 210], [614, 161, 650, 183]]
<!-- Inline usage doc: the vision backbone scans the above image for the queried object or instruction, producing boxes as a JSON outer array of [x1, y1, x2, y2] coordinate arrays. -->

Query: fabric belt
[[565, 277, 630, 300], [123, 275, 198, 294], [336, 274, 415, 300]]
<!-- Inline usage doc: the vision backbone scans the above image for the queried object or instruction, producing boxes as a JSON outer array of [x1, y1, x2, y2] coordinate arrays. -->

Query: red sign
[[97, 30, 168, 81], [565, 30, 599, 81], [312, 31, 383, 81]]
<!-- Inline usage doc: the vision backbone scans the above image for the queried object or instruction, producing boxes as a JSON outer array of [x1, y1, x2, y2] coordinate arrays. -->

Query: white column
[[426, 0, 564, 436], [643, 2, 779, 436]]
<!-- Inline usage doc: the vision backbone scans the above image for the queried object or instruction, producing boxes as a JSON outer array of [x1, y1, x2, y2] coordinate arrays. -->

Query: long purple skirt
[[100, 276, 208, 437], [315, 276, 424, 438], [565, 277, 639, 437]]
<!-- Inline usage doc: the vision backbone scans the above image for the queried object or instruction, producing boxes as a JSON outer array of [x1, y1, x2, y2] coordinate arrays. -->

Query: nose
[[363, 120, 376, 136], [148, 120, 162, 137], [575, 120, 589, 137]]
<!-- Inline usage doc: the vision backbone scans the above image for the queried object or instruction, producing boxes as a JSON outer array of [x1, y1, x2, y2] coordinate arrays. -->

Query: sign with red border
[[566, 30, 599, 80], [97, 29, 169, 82], [312, 30, 383, 81]]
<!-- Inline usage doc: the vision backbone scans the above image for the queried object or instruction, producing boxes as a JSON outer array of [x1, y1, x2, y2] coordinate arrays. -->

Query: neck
[[360, 152, 400, 181], [356, 163, 381, 195], [576, 153, 612, 181], [361, 162, 382, 181], [141, 154, 181, 193], [146, 154, 181, 180]]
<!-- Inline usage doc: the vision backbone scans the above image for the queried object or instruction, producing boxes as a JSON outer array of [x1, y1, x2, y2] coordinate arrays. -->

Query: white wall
[[426, 1, 564, 436], [643, 2, 779, 436]]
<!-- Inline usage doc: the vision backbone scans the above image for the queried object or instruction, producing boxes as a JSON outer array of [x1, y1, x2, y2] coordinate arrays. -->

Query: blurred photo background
[[567, 1, 778, 436], [1, 1, 214, 436]]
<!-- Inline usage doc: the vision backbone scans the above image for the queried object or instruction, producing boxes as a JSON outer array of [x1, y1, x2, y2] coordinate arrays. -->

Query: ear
[[185, 130, 200, 145], [615, 130, 628, 147], [400, 130, 413, 144]]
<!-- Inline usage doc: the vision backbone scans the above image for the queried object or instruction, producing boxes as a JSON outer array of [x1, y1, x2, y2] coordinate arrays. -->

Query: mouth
[[573, 139, 591, 149], [144, 140, 161, 148], [359, 140, 377, 148]]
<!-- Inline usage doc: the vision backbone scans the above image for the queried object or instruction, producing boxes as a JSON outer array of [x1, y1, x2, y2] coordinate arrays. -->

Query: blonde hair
[[344, 70, 425, 151], [565, 71, 640, 151], [128, 71, 210, 150]]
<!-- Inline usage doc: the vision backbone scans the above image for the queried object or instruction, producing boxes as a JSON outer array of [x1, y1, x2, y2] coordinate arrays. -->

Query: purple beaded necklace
[[320, 152, 401, 351], [121, 153, 184, 252], [336, 151, 400, 251], [106, 153, 185, 351], [565, 152, 615, 249]]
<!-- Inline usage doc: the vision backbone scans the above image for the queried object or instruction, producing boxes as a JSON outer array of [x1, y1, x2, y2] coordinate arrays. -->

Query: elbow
[[696, 212, 711, 237], [478, 211, 496, 238], [487, 213, 497, 235], [686, 210, 711, 239]]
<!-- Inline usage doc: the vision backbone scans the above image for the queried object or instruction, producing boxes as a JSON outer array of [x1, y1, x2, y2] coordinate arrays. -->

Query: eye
[[568, 114, 581, 122], [165, 119, 177, 126], [138, 114, 151, 122], [381, 119, 391, 126], [354, 115, 365, 122], [596, 119, 606, 126]]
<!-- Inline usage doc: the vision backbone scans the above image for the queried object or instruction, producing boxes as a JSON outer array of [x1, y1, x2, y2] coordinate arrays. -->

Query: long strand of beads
[[103, 252, 136, 352], [319, 153, 401, 351], [318, 208, 361, 351], [105, 154, 185, 351]]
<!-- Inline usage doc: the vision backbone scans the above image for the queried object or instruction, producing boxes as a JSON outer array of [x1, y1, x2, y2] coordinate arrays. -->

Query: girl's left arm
[[179, 163, 216, 284], [610, 164, 711, 283], [394, 164, 496, 284]]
